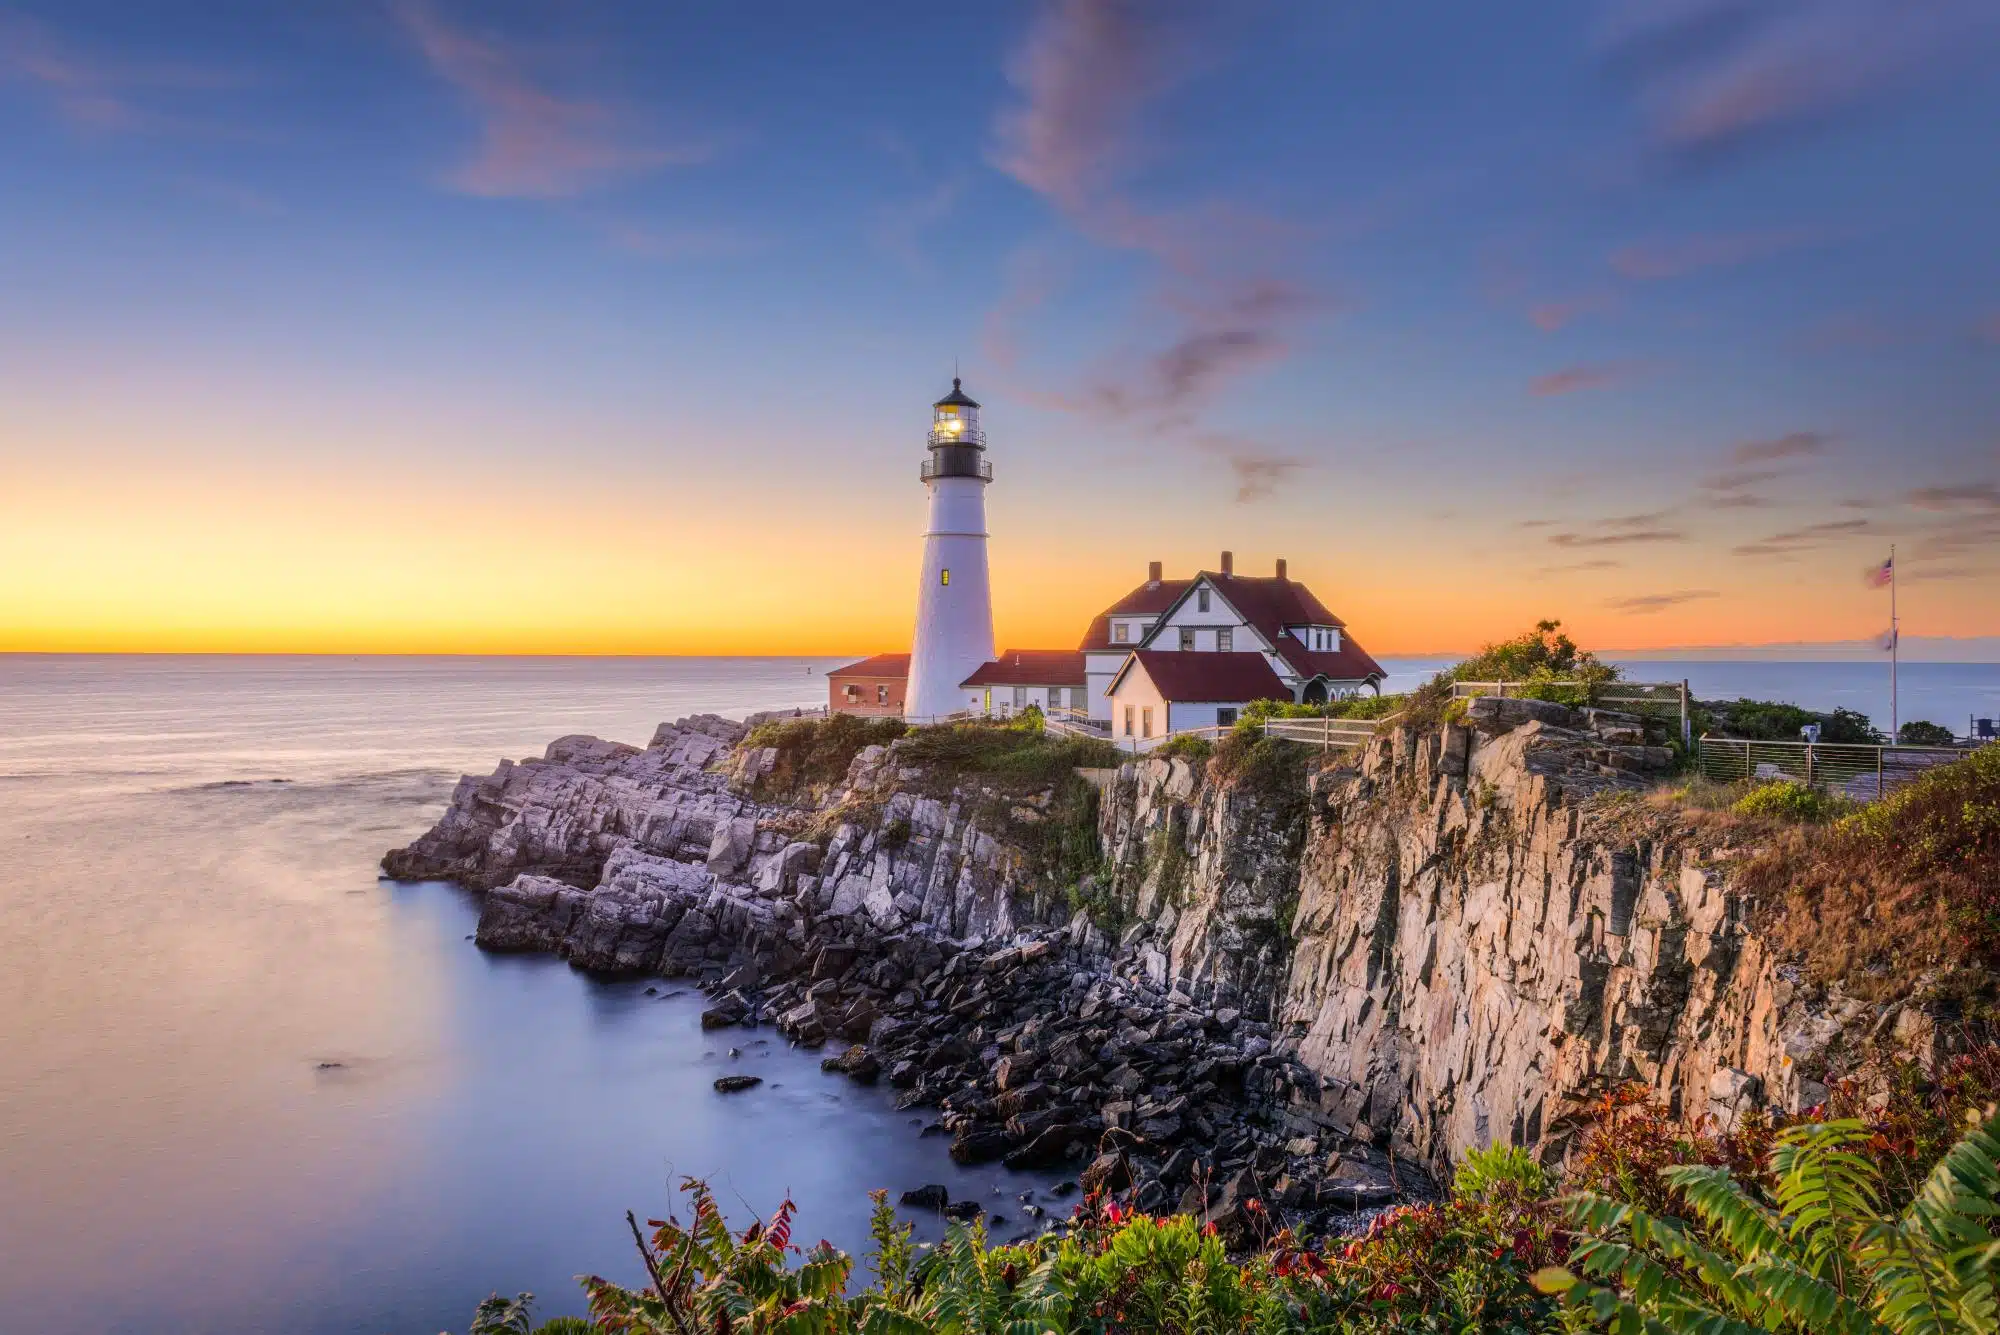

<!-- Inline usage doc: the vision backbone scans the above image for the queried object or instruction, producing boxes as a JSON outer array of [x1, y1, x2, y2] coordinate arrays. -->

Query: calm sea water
[[2, 654, 1996, 1334]]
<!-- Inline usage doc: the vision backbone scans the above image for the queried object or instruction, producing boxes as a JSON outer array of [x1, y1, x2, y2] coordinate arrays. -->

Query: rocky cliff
[[383, 699, 1941, 1216], [1090, 695, 1943, 1178]]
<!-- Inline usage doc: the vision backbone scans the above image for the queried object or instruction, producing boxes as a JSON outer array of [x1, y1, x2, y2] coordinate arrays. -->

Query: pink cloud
[[1611, 230, 1810, 280], [0, 13, 248, 135], [1597, 0, 2000, 160], [394, 1, 704, 199], [1529, 293, 1613, 332], [985, 2, 1318, 425], [1530, 363, 1639, 396]]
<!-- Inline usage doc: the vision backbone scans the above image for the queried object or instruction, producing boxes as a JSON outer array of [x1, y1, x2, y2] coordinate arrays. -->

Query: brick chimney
[[1220, 550, 1234, 577], [1147, 560, 1162, 586], [1275, 557, 1287, 581]]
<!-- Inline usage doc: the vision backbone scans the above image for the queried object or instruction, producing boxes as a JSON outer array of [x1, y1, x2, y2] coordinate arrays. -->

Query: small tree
[[1901, 721, 1958, 747]]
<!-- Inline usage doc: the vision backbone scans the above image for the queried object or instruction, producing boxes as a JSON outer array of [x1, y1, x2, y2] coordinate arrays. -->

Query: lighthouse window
[[940, 569, 950, 586]]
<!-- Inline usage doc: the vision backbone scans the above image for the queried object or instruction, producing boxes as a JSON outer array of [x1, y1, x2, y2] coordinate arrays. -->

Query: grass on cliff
[[1738, 744, 2000, 1002], [742, 713, 908, 801], [896, 711, 1124, 787]]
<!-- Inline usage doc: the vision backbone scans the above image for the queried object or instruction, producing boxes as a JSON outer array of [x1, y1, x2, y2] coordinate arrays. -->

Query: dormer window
[[1112, 622, 1129, 644]]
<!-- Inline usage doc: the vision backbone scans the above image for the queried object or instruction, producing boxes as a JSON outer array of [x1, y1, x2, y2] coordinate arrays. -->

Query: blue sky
[[1, 0, 1996, 653]]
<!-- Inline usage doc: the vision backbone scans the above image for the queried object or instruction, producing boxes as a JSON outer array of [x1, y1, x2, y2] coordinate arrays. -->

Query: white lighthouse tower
[[904, 378, 995, 721]]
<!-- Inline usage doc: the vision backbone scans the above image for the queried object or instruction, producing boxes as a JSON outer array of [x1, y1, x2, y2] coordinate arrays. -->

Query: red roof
[[1077, 578, 1192, 650], [1113, 650, 1291, 703], [959, 650, 1087, 688], [829, 653, 910, 679], [1184, 574, 1386, 683]]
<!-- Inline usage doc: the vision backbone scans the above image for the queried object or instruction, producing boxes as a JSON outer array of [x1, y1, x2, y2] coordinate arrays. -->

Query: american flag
[[1864, 556, 1893, 588], [1878, 627, 1898, 652]]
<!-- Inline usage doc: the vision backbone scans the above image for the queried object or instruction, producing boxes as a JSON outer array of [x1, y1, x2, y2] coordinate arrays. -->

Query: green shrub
[[1454, 1144, 1550, 1204], [1900, 720, 1958, 747], [1152, 733, 1214, 764], [1732, 779, 1848, 823]]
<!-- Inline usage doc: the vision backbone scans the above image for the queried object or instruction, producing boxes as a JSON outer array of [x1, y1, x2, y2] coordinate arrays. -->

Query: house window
[[1217, 707, 1238, 727], [1197, 589, 1211, 613], [1179, 627, 1196, 651], [1141, 707, 1154, 739], [876, 684, 888, 705], [941, 569, 951, 586], [844, 684, 860, 701], [1112, 622, 1129, 644], [1013, 686, 1027, 709], [1072, 687, 1088, 710], [1123, 705, 1134, 737], [1217, 628, 1233, 653]]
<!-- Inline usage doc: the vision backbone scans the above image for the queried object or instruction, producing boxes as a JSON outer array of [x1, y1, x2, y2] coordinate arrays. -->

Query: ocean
[[1, 653, 1995, 1334]]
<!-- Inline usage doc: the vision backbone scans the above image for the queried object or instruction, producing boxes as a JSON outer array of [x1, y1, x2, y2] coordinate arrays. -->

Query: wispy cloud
[[1550, 527, 1686, 548], [1729, 430, 1829, 464], [393, 1, 705, 199], [1907, 481, 2000, 512], [0, 12, 249, 136], [1539, 558, 1624, 574], [991, 0, 1180, 218], [1595, 0, 2000, 163], [985, 1, 1317, 425], [1529, 292, 1614, 331], [597, 220, 758, 261], [1610, 229, 1809, 279], [1701, 467, 1779, 491], [1732, 516, 1871, 558], [1530, 362, 1640, 396], [1194, 434, 1305, 503], [1607, 589, 1719, 613], [1712, 493, 1772, 509]]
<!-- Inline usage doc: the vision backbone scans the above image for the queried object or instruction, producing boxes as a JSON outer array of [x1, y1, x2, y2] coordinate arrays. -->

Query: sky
[[1, 0, 1997, 657]]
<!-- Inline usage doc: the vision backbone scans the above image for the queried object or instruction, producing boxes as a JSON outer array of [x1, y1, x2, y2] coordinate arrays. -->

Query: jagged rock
[[1003, 1123, 1086, 1170], [822, 1044, 882, 1083], [949, 1125, 1011, 1165], [900, 1184, 949, 1211], [707, 816, 757, 876], [713, 1075, 762, 1093]]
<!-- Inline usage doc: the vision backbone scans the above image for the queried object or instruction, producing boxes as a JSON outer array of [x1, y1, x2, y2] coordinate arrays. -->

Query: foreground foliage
[[466, 1065, 2000, 1334], [1542, 1109, 2000, 1334]]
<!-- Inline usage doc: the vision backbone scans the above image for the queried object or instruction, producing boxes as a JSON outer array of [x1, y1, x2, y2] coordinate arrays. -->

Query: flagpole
[[1890, 543, 1898, 743]]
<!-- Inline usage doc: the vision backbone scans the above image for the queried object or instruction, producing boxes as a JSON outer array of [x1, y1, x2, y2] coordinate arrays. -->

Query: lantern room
[[921, 377, 991, 482], [928, 378, 983, 446]]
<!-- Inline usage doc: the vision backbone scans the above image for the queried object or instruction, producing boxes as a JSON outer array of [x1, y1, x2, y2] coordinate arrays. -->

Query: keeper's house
[[827, 552, 1384, 734]]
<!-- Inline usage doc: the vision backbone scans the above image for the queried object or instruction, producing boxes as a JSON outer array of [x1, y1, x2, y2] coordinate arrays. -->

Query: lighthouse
[[904, 378, 996, 721]]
